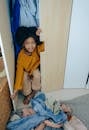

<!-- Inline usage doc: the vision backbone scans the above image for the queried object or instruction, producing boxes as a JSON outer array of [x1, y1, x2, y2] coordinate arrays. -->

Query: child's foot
[[60, 104, 72, 113], [23, 90, 37, 104], [23, 95, 31, 104], [60, 103, 72, 121]]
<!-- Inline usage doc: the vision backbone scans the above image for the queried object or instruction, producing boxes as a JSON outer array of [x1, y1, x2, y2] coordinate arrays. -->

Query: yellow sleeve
[[37, 42, 45, 53], [14, 63, 24, 91], [14, 53, 24, 91]]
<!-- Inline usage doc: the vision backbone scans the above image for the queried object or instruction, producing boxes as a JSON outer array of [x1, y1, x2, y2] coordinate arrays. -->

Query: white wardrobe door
[[0, 1, 15, 107], [64, 0, 89, 88], [39, 0, 72, 92]]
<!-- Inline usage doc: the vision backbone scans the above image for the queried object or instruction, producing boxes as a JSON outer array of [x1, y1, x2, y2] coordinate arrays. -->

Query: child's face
[[23, 37, 36, 53]]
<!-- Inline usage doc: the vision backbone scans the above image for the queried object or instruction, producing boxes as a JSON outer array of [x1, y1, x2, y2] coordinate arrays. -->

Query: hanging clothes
[[10, 0, 39, 59], [10, 0, 21, 59], [19, 0, 39, 27]]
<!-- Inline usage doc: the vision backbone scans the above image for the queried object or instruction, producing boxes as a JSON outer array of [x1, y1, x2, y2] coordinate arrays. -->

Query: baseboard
[[46, 88, 89, 101]]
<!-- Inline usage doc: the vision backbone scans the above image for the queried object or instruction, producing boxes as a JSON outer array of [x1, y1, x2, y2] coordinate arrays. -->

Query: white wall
[[40, 0, 72, 92], [64, 0, 89, 88]]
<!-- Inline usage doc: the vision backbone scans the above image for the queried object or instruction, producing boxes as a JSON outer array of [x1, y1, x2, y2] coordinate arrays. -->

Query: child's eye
[[31, 42, 36, 44], [25, 42, 29, 45]]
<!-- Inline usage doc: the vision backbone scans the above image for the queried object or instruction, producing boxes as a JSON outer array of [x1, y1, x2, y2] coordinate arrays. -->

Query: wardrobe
[[0, 0, 72, 109]]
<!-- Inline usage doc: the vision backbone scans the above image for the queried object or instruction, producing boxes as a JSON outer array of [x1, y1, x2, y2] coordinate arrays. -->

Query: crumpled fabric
[[45, 97, 61, 114], [31, 92, 67, 124], [7, 113, 47, 130], [7, 92, 67, 130]]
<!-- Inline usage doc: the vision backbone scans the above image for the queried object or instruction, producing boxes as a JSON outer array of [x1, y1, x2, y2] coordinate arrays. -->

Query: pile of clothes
[[7, 92, 67, 130]]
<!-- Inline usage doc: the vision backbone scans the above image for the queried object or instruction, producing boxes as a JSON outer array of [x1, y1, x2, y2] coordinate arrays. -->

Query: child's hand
[[36, 28, 42, 36], [22, 108, 35, 117], [44, 120, 63, 128], [11, 90, 18, 100], [27, 74, 33, 80]]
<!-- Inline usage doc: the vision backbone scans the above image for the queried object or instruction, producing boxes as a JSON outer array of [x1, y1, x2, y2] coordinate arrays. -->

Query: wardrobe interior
[[0, 0, 73, 110]]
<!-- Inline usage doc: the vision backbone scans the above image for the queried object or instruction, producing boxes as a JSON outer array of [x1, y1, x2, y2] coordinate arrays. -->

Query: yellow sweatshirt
[[14, 42, 44, 91]]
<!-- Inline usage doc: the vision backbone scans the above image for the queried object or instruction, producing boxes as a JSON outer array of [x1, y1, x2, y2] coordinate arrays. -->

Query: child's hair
[[15, 26, 41, 45]]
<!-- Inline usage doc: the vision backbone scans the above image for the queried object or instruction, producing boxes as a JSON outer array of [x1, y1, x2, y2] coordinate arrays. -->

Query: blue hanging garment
[[19, 0, 39, 27], [11, 0, 21, 59]]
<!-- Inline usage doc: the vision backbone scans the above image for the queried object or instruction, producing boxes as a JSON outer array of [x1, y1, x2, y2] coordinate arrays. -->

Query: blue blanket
[[7, 92, 67, 130]]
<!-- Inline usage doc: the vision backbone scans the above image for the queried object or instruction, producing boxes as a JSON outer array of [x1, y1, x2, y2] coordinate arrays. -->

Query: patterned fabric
[[0, 78, 11, 130], [45, 97, 61, 114]]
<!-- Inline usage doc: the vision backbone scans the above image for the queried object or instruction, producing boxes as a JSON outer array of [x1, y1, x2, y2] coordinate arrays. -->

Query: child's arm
[[28, 27, 42, 36], [11, 65, 23, 99], [44, 120, 63, 128], [37, 42, 45, 53], [11, 52, 24, 99], [35, 123, 45, 130], [36, 28, 42, 36]]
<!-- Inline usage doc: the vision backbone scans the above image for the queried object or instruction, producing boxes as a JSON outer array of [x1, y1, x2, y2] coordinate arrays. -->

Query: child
[[11, 26, 44, 104]]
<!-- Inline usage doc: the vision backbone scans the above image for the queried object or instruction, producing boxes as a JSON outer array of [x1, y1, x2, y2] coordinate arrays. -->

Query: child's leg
[[35, 123, 45, 130], [22, 71, 32, 104], [24, 69, 41, 104], [23, 69, 41, 104], [22, 71, 32, 96], [32, 69, 41, 91], [23, 90, 38, 104]]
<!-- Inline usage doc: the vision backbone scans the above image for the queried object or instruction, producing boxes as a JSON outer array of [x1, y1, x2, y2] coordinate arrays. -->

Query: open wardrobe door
[[0, 1, 16, 110], [39, 0, 72, 92]]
